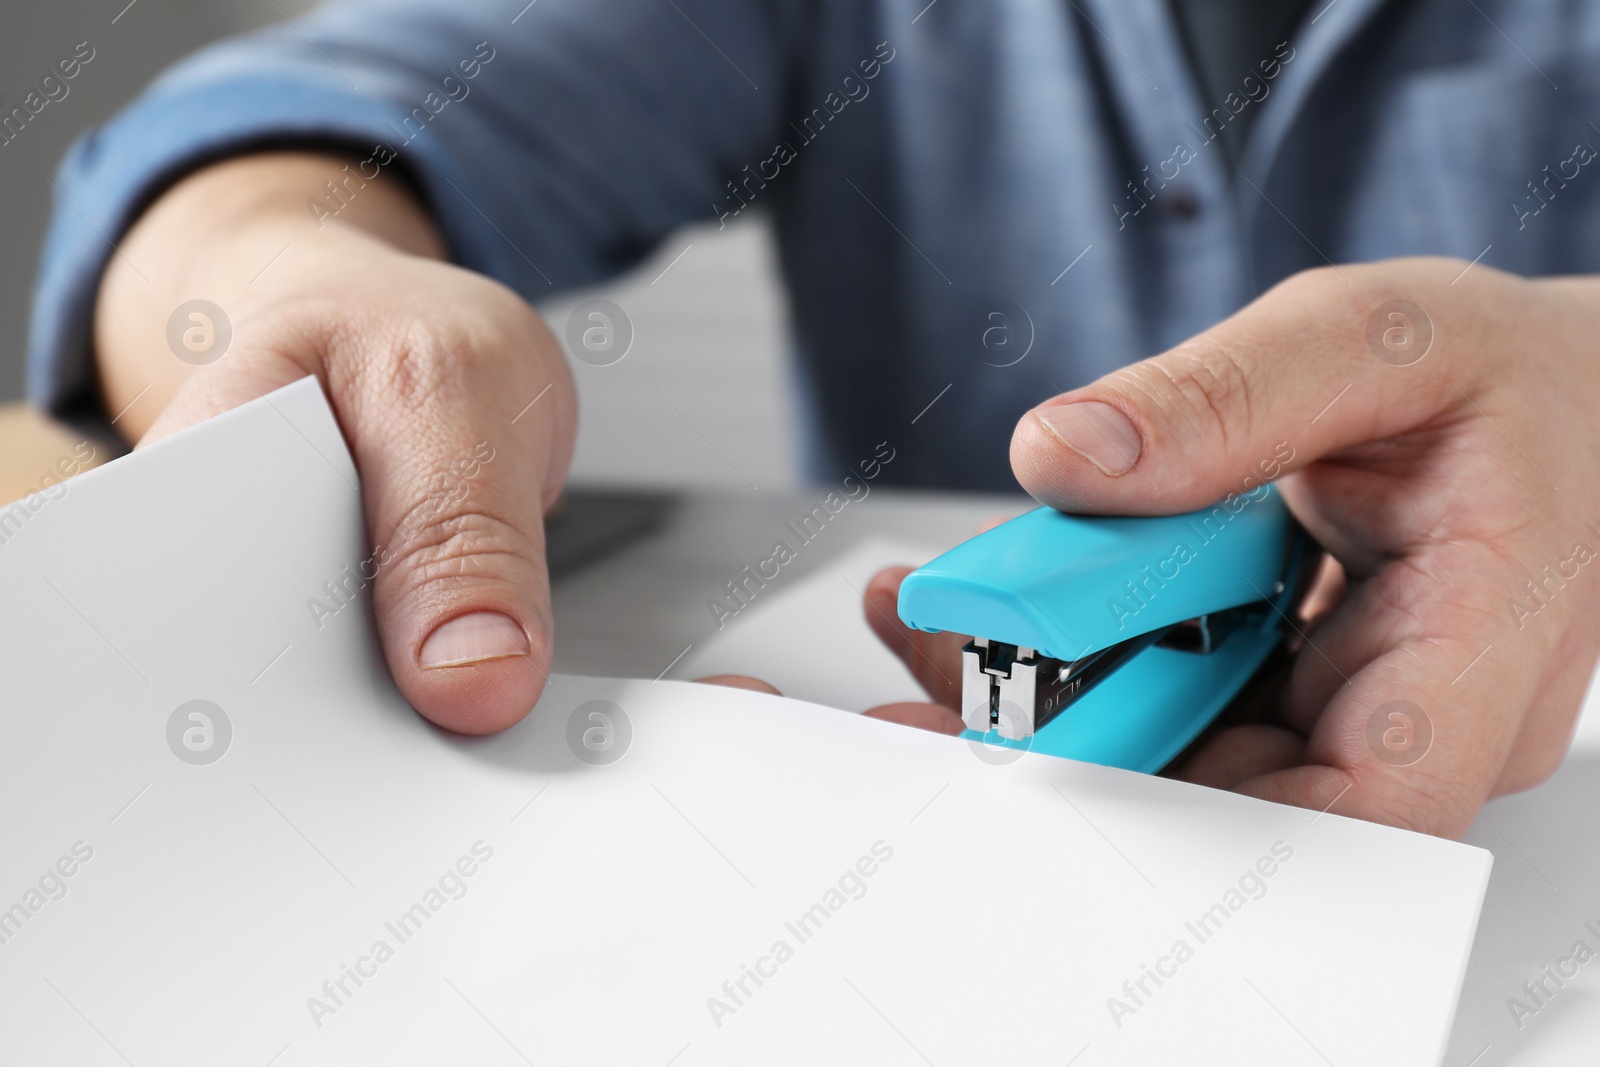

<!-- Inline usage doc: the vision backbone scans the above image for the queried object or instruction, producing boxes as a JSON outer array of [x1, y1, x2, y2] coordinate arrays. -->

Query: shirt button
[[1163, 189, 1201, 220]]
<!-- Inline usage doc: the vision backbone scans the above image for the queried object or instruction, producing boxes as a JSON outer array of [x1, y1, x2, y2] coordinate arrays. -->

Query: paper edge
[[39, 375, 346, 497]]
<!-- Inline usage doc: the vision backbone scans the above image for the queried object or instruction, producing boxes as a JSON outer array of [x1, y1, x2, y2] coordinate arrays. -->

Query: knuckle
[[338, 283, 564, 425], [383, 500, 535, 604], [1268, 264, 1365, 315], [1279, 263, 1350, 298], [369, 318, 470, 413], [1128, 334, 1256, 450], [351, 294, 518, 409]]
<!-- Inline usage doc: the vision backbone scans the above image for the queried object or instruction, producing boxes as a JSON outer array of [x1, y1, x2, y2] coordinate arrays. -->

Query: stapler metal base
[[959, 608, 1284, 774]]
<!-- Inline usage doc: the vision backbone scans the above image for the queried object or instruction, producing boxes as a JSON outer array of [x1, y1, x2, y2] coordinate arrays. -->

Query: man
[[30, 0, 1600, 837]]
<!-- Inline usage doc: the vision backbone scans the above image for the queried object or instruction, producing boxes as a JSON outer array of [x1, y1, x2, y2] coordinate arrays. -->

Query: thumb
[[339, 336, 575, 736], [148, 319, 575, 735], [1010, 260, 1485, 513]]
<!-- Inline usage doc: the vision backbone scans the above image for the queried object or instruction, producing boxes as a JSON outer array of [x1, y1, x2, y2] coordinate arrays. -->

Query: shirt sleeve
[[28, 0, 797, 425]]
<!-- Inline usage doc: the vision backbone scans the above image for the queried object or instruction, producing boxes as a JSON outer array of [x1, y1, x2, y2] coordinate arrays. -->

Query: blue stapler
[[897, 487, 1314, 773]]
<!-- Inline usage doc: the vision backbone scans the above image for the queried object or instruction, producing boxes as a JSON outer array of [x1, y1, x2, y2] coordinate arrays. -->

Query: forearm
[[93, 151, 446, 442]]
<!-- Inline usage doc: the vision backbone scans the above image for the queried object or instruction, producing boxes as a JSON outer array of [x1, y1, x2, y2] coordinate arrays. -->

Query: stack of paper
[[0, 379, 1490, 1065]]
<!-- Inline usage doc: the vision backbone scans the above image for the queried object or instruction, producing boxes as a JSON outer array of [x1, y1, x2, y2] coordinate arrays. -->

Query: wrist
[[93, 151, 446, 438], [115, 151, 443, 304]]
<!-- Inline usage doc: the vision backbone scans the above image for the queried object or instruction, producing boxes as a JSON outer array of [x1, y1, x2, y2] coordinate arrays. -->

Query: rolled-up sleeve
[[29, 0, 794, 423]]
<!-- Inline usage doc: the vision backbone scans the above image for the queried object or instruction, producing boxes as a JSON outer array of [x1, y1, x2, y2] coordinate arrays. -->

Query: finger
[[1499, 645, 1593, 794], [1167, 725, 1306, 790], [155, 300, 576, 736], [1282, 577, 1402, 736], [1009, 258, 1509, 515], [976, 512, 1018, 534], [863, 702, 965, 735], [336, 306, 575, 735], [1238, 556, 1529, 838], [694, 674, 783, 696], [1298, 553, 1346, 627], [863, 565, 965, 707]]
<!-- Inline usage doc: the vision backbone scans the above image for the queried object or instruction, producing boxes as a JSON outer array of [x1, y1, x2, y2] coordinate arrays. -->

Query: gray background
[[0, 0, 799, 489]]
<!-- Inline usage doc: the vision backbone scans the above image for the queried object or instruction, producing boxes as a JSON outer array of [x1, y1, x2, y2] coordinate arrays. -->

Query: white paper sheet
[[679, 431, 1600, 1067], [0, 378, 1491, 1066]]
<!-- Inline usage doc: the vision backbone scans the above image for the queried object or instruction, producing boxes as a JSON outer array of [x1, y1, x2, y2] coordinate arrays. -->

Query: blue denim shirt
[[28, 0, 1600, 488]]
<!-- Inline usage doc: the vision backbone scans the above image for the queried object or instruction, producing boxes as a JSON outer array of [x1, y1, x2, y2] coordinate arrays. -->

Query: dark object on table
[[544, 487, 678, 579]]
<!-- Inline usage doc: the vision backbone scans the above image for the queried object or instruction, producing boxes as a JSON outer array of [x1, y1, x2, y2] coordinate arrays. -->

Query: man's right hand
[[95, 152, 576, 734]]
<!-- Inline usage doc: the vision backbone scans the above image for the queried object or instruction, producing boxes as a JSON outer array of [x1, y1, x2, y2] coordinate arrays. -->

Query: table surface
[[548, 486, 1026, 680], [0, 402, 108, 506]]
